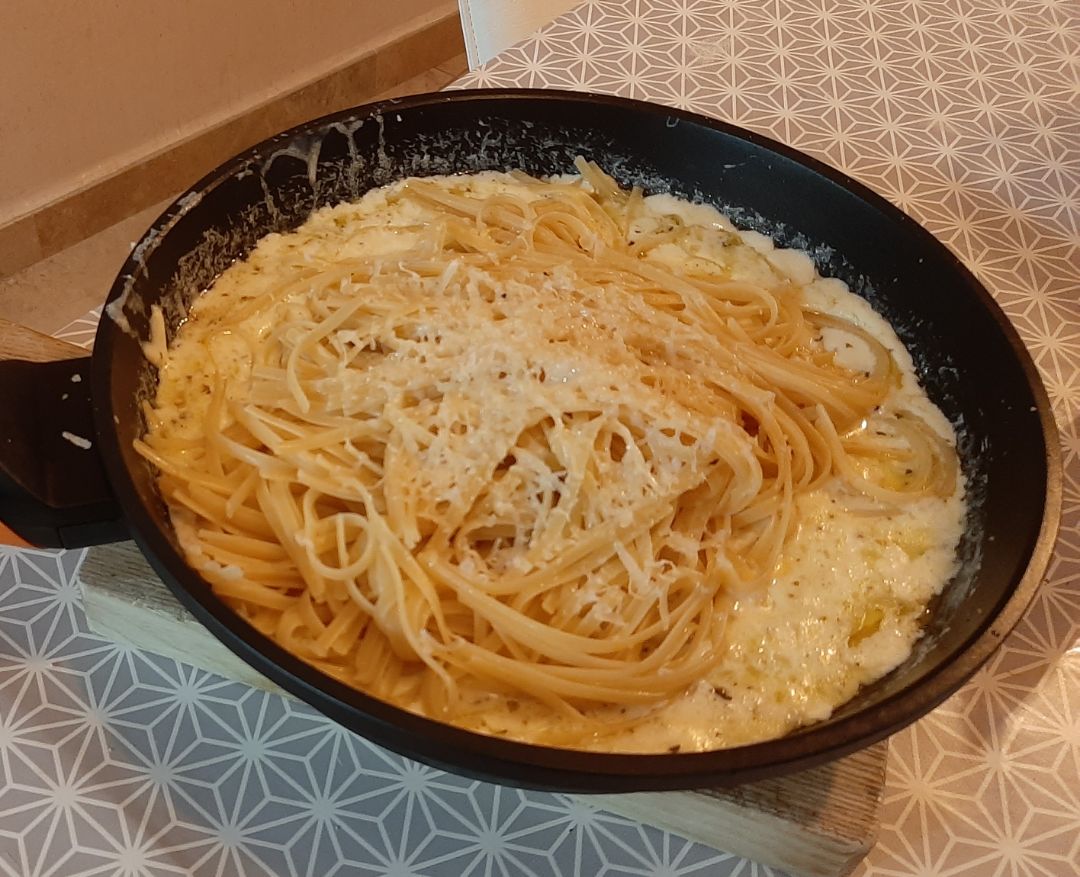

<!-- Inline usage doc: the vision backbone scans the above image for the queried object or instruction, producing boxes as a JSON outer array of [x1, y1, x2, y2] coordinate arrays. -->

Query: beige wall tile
[[6, 12, 462, 280], [374, 13, 465, 93], [1, 0, 457, 226], [0, 200, 171, 334], [436, 54, 470, 78], [1, 17, 468, 331], [372, 66, 462, 101], [0, 217, 41, 277]]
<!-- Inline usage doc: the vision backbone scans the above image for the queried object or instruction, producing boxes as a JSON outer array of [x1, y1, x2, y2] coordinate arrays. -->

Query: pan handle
[[0, 319, 127, 548]]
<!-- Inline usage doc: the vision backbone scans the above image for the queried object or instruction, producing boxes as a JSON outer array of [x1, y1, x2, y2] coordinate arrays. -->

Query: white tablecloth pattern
[[456, 3, 1080, 871], [2, 1, 1077, 874]]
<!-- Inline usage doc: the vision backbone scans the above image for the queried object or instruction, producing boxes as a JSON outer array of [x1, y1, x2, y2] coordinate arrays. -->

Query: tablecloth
[[2, 1, 1077, 874]]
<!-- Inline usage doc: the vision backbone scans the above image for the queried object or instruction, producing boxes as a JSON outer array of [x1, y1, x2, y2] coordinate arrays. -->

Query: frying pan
[[0, 90, 1061, 792]]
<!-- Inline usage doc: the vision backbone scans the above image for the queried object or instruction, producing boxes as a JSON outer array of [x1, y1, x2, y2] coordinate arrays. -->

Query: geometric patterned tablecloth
[[459, 3, 1080, 872], [3, 1, 1078, 874]]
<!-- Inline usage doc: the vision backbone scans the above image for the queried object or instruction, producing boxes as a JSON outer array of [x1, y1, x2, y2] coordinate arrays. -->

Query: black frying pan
[[0, 90, 1061, 792]]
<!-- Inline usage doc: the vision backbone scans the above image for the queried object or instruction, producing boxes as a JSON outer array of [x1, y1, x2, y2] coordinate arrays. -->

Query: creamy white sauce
[[592, 192, 963, 751], [155, 172, 966, 752]]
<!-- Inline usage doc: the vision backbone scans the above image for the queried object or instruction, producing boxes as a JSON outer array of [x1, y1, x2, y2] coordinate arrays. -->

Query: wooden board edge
[[79, 542, 886, 877], [81, 574, 282, 695], [585, 788, 874, 877]]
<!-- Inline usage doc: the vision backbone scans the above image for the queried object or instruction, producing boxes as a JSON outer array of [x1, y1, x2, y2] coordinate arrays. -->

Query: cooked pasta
[[137, 161, 964, 750]]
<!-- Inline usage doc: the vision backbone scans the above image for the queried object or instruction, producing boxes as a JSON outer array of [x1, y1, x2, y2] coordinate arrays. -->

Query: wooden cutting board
[[80, 542, 887, 877]]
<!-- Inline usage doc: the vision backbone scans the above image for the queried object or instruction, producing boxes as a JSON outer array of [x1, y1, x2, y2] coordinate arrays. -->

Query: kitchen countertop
[[2, 1, 1077, 874]]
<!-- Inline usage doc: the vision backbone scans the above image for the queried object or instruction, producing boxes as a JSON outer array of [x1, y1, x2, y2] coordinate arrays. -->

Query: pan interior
[[95, 92, 1050, 787]]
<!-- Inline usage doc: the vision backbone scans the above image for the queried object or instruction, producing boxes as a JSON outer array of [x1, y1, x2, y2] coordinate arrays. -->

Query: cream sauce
[[155, 172, 966, 752]]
